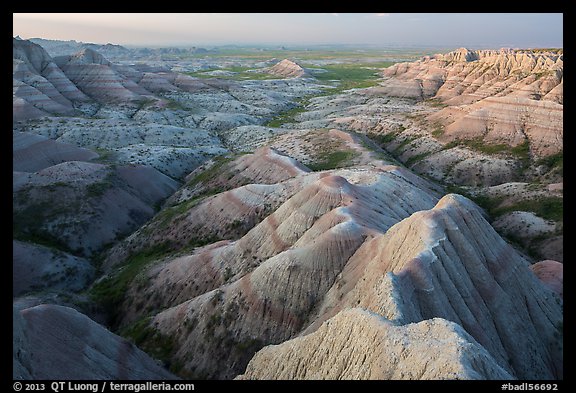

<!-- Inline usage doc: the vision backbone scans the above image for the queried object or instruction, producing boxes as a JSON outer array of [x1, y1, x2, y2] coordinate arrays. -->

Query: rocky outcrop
[[13, 41, 563, 381], [238, 309, 513, 380], [114, 164, 441, 379], [428, 95, 563, 157], [13, 39, 322, 180], [381, 48, 563, 103], [530, 260, 563, 299], [378, 48, 563, 158], [102, 147, 313, 269], [13, 116, 229, 179], [60, 47, 112, 66], [13, 38, 89, 120], [267, 59, 308, 78], [13, 304, 176, 380], [55, 49, 154, 103], [123, 190, 561, 380], [305, 194, 562, 380]]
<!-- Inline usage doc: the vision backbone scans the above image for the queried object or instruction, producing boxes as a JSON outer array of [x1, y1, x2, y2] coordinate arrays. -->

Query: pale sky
[[13, 13, 563, 49]]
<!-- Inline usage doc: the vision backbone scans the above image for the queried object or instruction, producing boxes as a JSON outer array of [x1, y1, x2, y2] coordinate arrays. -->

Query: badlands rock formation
[[54, 48, 157, 103], [13, 38, 324, 179], [14, 161, 178, 257], [13, 304, 177, 380], [274, 47, 563, 261], [111, 185, 561, 380], [301, 194, 562, 380], [530, 260, 563, 299], [102, 146, 313, 270], [238, 310, 513, 380], [105, 136, 561, 379], [13, 39, 88, 121], [267, 59, 309, 78], [380, 48, 563, 157], [14, 40, 562, 381]]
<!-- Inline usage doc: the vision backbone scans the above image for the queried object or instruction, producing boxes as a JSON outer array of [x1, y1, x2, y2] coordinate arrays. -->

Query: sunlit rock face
[[379, 48, 563, 157]]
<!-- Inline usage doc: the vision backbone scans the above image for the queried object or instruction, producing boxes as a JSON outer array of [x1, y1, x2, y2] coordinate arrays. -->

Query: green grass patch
[[154, 188, 223, 230], [425, 98, 448, 108], [121, 317, 177, 369], [89, 241, 175, 327], [537, 151, 563, 168], [85, 172, 116, 198], [509, 140, 531, 160], [492, 196, 563, 222], [311, 62, 393, 90], [164, 99, 186, 110], [393, 136, 419, 153], [13, 195, 76, 253], [537, 151, 563, 175], [265, 101, 308, 127], [13, 225, 74, 254], [186, 155, 235, 189], [307, 150, 358, 171], [431, 123, 445, 138], [85, 181, 111, 198], [265, 61, 393, 127], [405, 151, 432, 167], [463, 192, 563, 222], [366, 131, 400, 146], [442, 137, 531, 161], [92, 148, 115, 164], [186, 66, 279, 81]]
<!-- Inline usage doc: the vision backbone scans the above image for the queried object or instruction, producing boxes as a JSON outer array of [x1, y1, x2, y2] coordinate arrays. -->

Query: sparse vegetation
[[164, 99, 186, 110], [494, 196, 563, 222], [89, 241, 175, 327], [442, 137, 531, 162], [537, 151, 563, 175], [13, 198, 76, 253], [311, 61, 393, 90], [266, 61, 393, 127], [92, 148, 115, 164], [405, 151, 432, 167], [121, 317, 177, 368], [85, 181, 111, 198], [431, 123, 445, 137], [307, 150, 358, 171], [463, 191, 563, 223], [366, 131, 399, 146], [265, 101, 308, 127], [393, 135, 419, 154], [155, 191, 221, 230], [425, 97, 448, 108], [186, 155, 235, 189], [186, 66, 279, 81]]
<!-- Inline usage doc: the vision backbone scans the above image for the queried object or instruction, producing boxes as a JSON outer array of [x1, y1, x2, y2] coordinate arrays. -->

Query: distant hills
[[28, 37, 215, 60]]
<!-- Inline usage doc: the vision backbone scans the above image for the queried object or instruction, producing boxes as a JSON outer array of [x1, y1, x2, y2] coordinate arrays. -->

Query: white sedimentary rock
[[238, 309, 513, 380]]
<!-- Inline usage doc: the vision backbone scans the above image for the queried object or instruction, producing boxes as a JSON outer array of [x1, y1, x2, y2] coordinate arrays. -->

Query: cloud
[[375, 13, 391, 17]]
